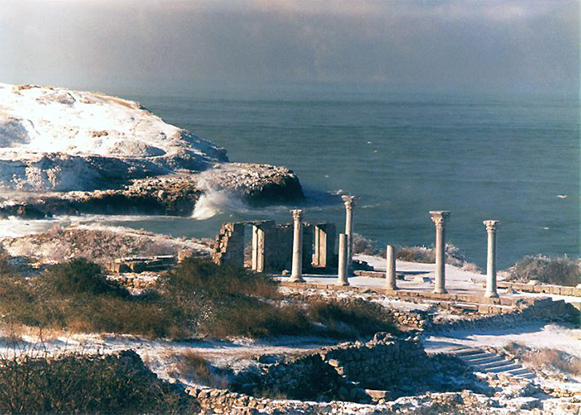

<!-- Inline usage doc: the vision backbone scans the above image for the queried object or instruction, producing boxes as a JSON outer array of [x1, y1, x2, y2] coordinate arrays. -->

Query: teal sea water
[[112, 86, 578, 269]]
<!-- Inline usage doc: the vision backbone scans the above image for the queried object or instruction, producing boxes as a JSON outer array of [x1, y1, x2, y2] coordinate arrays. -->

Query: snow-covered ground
[[424, 322, 581, 360], [276, 254, 581, 305]]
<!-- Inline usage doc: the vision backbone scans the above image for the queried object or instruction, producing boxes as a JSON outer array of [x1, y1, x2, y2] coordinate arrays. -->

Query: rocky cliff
[[0, 83, 304, 217]]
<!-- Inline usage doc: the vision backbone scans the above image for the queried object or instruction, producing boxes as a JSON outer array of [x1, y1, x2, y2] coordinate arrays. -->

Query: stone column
[[386, 245, 397, 290], [342, 195, 356, 275], [337, 233, 349, 286], [289, 209, 305, 282], [429, 211, 451, 294], [483, 220, 500, 298]]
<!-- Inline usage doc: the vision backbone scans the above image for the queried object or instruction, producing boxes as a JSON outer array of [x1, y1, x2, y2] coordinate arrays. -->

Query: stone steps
[[444, 345, 535, 380]]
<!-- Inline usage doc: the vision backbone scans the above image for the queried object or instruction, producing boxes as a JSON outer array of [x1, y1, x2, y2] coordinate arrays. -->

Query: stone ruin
[[212, 220, 336, 273], [106, 255, 177, 274]]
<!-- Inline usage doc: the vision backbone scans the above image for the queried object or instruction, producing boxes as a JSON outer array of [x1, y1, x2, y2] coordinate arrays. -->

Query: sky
[[0, 0, 579, 94]]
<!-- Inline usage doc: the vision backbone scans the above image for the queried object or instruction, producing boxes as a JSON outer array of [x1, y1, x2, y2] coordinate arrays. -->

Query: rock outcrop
[[0, 83, 304, 217]]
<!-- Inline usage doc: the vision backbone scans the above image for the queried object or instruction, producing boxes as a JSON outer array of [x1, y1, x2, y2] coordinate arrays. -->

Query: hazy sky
[[0, 0, 578, 93]]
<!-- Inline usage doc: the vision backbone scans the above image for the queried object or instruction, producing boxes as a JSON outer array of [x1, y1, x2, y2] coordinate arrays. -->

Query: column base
[[337, 280, 350, 286], [289, 275, 305, 283], [386, 285, 398, 291], [485, 291, 499, 298], [433, 288, 448, 294]]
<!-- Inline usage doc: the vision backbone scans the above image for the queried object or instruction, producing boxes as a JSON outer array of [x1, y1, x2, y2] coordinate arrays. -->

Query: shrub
[[46, 258, 129, 297], [174, 351, 229, 388], [162, 258, 283, 337], [505, 255, 580, 286], [1, 257, 400, 341], [0, 245, 14, 275], [351, 233, 378, 255], [505, 342, 581, 376], [0, 349, 198, 414], [306, 299, 398, 338], [395, 243, 466, 267]]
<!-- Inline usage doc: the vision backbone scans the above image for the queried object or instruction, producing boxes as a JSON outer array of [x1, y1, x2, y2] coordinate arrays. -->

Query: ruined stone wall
[[320, 335, 428, 390], [213, 221, 338, 273], [430, 298, 579, 332], [212, 223, 245, 267], [187, 388, 497, 415], [230, 336, 429, 402], [263, 224, 293, 272]]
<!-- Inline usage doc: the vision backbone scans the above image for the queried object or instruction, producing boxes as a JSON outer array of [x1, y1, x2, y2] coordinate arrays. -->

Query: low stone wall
[[228, 335, 462, 404], [106, 272, 159, 291], [187, 387, 486, 415], [430, 298, 579, 332], [497, 281, 581, 297], [320, 334, 427, 391]]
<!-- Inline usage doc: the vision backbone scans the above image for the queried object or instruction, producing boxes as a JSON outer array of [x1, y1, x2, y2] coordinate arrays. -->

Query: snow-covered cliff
[[0, 83, 228, 191]]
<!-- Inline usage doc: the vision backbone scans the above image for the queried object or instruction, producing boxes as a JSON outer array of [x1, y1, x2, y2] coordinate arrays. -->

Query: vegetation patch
[[172, 351, 230, 388], [505, 255, 580, 287], [504, 342, 581, 376], [0, 256, 397, 340], [0, 349, 198, 414]]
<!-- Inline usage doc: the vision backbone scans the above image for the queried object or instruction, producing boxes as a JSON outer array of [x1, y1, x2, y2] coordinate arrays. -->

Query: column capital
[[483, 220, 500, 232], [429, 210, 451, 229], [291, 209, 304, 222], [342, 195, 356, 209]]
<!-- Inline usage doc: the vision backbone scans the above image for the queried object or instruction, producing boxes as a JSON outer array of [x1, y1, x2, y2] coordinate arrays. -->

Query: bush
[[506, 255, 580, 286], [351, 233, 378, 256], [395, 243, 466, 267], [0, 245, 14, 275], [505, 342, 581, 376], [46, 258, 128, 297], [0, 259, 175, 338], [306, 299, 398, 338], [1, 257, 399, 341], [173, 351, 229, 388], [0, 349, 198, 414]]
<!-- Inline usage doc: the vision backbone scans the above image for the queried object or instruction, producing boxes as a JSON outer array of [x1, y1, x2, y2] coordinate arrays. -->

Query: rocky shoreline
[[0, 163, 304, 219]]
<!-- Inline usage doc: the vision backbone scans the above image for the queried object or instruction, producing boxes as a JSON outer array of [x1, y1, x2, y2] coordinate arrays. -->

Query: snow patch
[[0, 83, 228, 190]]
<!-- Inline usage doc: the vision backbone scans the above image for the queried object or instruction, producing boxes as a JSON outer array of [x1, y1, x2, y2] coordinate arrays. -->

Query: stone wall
[[212, 220, 336, 273], [497, 281, 581, 297], [213, 222, 246, 267], [430, 298, 579, 332], [187, 387, 489, 415], [229, 335, 437, 403]]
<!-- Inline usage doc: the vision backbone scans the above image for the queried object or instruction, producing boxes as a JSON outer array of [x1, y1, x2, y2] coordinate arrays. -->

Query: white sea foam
[[192, 189, 249, 220], [0, 214, 176, 239]]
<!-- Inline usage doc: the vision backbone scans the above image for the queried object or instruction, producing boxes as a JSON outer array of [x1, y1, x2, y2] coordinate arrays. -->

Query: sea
[[6, 84, 580, 269]]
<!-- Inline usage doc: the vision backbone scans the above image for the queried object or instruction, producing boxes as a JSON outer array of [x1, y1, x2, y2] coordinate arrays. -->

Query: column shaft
[[342, 196, 355, 276], [337, 233, 349, 286], [386, 245, 397, 290], [430, 211, 450, 294], [290, 209, 304, 282], [484, 220, 500, 298]]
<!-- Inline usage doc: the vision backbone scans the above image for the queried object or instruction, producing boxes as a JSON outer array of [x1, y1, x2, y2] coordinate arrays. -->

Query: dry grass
[[0, 349, 198, 414], [0, 256, 398, 341], [395, 243, 466, 267], [306, 299, 398, 338], [173, 351, 229, 388], [505, 255, 580, 287], [2, 226, 209, 265], [505, 342, 581, 376]]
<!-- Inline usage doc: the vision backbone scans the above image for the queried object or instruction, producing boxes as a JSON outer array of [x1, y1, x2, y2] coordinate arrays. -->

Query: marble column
[[337, 233, 349, 286], [342, 195, 356, 275], [290, 209, 305, 283], [483, 220, 500, 298], [386, 245, 397, 290], [430, 211, 451, 294]]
